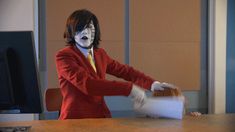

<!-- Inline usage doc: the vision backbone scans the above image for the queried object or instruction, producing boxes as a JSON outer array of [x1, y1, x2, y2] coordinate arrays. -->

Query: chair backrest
[[45, 88, 63, 111]]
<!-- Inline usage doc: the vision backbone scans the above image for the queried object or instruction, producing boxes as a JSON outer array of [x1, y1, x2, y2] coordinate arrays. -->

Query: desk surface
[[0, 114, 235, 132]]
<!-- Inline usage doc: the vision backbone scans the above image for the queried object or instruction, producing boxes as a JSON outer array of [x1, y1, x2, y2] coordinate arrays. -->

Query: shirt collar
[[76, 44, 94, 58]]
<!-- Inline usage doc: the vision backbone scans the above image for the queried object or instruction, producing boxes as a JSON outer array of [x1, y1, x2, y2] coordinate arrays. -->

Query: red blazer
[[55, 45, 154, 119]]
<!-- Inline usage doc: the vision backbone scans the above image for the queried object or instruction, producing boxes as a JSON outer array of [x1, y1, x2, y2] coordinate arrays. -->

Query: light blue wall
[[226, 0, 235, 113]]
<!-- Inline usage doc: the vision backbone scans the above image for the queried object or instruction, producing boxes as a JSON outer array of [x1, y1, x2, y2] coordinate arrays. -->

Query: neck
[[76, 43, 93, 49]]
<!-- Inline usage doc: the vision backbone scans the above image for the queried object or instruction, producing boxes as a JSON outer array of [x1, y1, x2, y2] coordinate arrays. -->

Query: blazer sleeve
[[103, 50, 155, 90], [56, 51, 132, 96]]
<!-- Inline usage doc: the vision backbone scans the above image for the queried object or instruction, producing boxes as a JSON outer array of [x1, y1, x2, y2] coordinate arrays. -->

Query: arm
[[56, 51, 132, 96]]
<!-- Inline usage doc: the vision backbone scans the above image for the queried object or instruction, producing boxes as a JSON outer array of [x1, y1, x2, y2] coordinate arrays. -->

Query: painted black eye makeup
[[76, 25, 85, 32]]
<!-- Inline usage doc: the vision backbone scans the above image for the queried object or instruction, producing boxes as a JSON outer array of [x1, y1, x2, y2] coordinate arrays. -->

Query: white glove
[[151, 81, 177, 91], [129, 84, 146, 108]]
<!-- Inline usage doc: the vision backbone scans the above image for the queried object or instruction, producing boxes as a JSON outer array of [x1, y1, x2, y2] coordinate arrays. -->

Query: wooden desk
[[0, 114, 235, 132]]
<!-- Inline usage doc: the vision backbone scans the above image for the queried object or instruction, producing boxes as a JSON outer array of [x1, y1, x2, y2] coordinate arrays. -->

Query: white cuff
[[151, 81, 160, 91]]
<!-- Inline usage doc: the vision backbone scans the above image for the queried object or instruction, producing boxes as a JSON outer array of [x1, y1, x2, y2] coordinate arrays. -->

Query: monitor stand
[[0, 126, 31, 132]]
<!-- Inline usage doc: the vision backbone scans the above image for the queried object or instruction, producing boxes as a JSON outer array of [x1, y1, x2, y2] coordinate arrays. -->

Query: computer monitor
[[0, 31, 42, 113]]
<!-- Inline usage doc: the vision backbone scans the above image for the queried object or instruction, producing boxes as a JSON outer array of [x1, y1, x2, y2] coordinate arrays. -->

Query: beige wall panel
[[130, 42, 200, 90], [47, 40, 65, 88], [130, 0, 201, 90], [46, 0, 125, 87], [130, 0, 200, 42], [102, 41, 126, 81], [101, 41, 125, 63], [46, 0, 124, 41]]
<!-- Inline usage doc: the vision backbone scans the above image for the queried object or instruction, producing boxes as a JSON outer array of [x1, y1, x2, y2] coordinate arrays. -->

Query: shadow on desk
[[43, 110, 145, 120]]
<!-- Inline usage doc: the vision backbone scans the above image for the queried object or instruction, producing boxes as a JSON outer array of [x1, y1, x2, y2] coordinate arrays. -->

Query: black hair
[[64, 9, 101, 48]]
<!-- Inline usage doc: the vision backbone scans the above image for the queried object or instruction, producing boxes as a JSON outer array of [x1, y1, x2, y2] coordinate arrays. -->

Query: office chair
[[45, 88, 63, 112]]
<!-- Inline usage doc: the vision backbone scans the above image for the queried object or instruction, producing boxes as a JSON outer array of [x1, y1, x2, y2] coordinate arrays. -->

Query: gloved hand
[[129, 84, 146, 108], [151, 81, 177, 91]]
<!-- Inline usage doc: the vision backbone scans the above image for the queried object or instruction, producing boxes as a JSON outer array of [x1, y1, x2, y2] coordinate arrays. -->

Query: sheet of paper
[[134, 96, 184, 119]]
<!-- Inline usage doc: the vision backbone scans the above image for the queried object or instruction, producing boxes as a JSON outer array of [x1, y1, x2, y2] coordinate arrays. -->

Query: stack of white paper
[[134, 96, 185, 119]]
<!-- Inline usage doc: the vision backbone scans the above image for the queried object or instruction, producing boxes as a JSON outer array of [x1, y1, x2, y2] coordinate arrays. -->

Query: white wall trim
[[208, 0, 227, 114]]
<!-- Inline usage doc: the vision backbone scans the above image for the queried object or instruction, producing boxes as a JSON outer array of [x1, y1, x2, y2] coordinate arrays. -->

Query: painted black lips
[[81, 36, 88, 40]]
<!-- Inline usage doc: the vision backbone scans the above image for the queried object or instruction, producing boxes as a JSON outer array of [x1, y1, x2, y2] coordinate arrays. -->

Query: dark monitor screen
[[0, 31, 42, 113]]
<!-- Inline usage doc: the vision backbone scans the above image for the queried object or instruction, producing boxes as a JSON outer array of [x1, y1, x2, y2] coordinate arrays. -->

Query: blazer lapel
[[72, 46, 98, 77]]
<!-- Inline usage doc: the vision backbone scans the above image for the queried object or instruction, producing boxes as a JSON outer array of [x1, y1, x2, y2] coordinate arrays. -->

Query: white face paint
[[74, 21, 95, 48]]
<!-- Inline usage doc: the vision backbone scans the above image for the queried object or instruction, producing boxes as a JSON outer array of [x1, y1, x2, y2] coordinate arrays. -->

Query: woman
[[55, 9, 176, 119]]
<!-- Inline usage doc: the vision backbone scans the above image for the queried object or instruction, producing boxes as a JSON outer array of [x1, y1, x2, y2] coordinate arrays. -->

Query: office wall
[[130, 0, 200, 90], [47, 1, 201, 90], [45, 0, 206, 117], [0, 0, 34, 30], [0, 0, 39, 121]]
